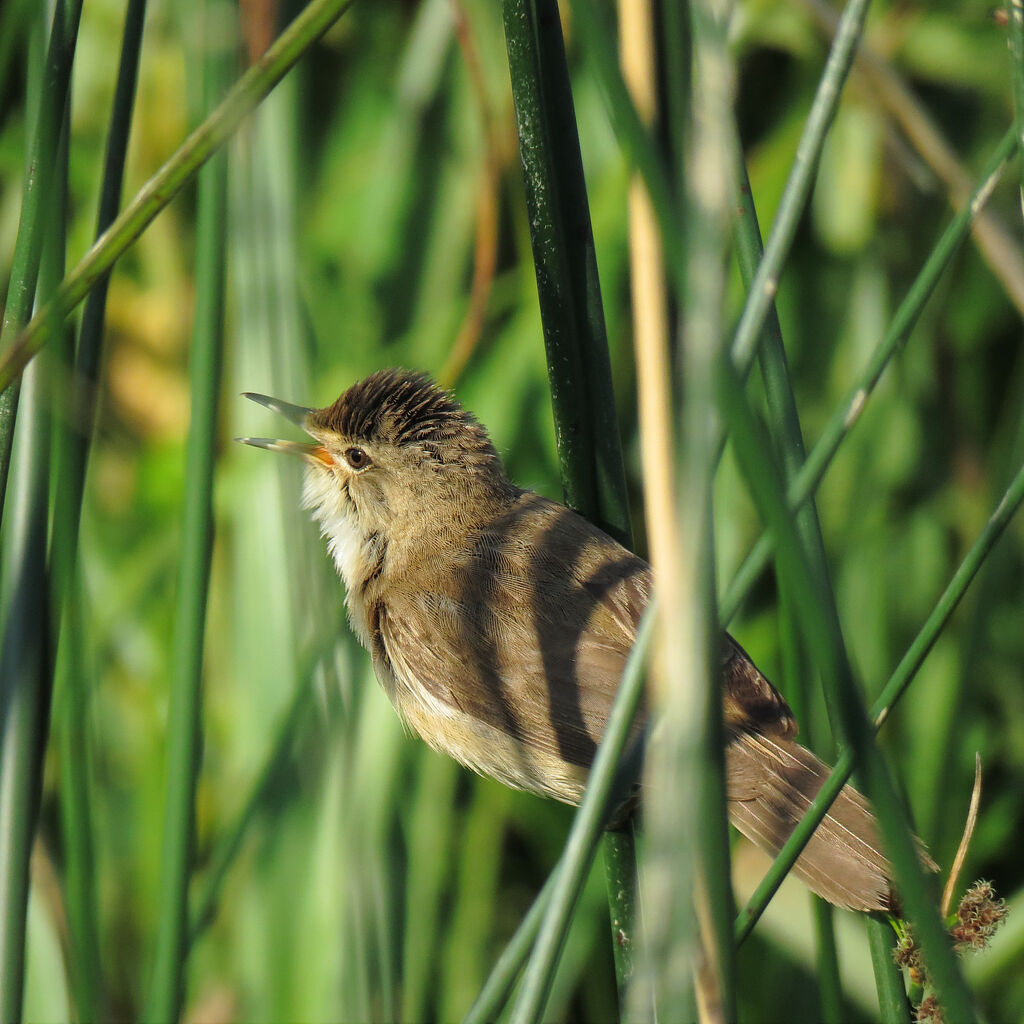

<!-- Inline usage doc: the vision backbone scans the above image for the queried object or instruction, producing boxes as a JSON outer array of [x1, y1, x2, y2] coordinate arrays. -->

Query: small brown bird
[[240, 368, 926, 912]]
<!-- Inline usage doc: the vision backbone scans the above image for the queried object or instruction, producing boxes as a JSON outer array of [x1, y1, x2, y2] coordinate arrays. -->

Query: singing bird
[[240, 368, 926, 912]]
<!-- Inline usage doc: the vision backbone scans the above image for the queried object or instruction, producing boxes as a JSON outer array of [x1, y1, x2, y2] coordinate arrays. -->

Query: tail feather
[[726, 731, 935, 912]]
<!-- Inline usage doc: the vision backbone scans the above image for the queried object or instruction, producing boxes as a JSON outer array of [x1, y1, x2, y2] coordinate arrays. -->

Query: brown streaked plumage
[[239, 368, 934, 913]]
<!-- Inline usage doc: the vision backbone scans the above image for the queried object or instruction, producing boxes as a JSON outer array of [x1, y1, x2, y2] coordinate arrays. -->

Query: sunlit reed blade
[[0, 0, 358, 393]]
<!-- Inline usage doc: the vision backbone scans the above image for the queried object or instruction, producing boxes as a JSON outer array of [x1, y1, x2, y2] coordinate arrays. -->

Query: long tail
[[725, 731, 935, 912]]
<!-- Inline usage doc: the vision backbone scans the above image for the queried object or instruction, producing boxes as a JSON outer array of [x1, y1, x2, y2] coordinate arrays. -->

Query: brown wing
[[726, 730, 896, 911], [376, 492, 650, 775], [722, 645, 936, 911], [721, 633, 797, 741]]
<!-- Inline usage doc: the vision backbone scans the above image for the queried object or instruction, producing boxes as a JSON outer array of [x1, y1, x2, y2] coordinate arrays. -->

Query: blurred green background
[[2, 0, 1023, 1020]]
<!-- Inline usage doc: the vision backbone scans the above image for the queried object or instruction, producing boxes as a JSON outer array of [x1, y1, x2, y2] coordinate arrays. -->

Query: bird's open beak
[[236, 393, 334, 467]]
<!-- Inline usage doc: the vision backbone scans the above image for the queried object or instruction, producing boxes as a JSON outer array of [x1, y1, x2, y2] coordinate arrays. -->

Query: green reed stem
[[812, 899, 845, 1022], [51, 7, 147, 1017], [0, 0, 82, 547], [729, 0, 870, 370], [869, 915, 913, 1023], [51, 0, 147, 573], [735, 441, 1024, 940], [720, 358, 977, 1019], [724, 130, 1011, 1024], [601, 823, 642, 999], [0, 0, 356, 393], [720, 127, 1017, 626], [724, 378, 1024, 1007], [0, 315, 56, 1024], [508, 611, 654, 1024], [502, 0, 631, 543], [0, 0, 36, 108], [569, 0, 870, 365], [730, 128, 845, 1011], [54, 584, 104, 1023], [462, 875, 555, 1024], [464, 884, 552, 1019], [142, 5, 231, 1015], [188, 678, 311, 946], [563, 0, 874, 1010], [563, 0, 874, 478], [720, 361, 976, 1020], [1007, 0, 1024, 204], [0, 5, 79, 1018], [2, 145, 67, 1024], [502, 0, 639, 1011]]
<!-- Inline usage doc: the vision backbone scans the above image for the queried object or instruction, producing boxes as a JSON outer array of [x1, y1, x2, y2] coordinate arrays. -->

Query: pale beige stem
[[941, 752, 984, 918], [619, 0, 680, 705], [620, 1, 725, 1019]]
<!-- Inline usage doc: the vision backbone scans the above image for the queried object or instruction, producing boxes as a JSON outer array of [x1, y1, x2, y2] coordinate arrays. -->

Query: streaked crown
[[311, 369, 502, 469]]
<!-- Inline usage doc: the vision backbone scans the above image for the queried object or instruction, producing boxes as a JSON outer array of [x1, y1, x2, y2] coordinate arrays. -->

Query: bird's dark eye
[[344, 446, 370, 470]]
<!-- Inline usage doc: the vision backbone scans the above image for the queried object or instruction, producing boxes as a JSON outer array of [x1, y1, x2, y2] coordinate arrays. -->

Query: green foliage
[[0, 0, 1022, 1021]]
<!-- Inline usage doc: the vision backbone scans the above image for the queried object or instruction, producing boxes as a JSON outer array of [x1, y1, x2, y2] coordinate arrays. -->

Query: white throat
[[303, 467, 373, 644]]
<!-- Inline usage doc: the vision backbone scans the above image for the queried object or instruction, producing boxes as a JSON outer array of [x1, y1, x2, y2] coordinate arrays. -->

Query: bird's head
[[238, 369, 516, 590]]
